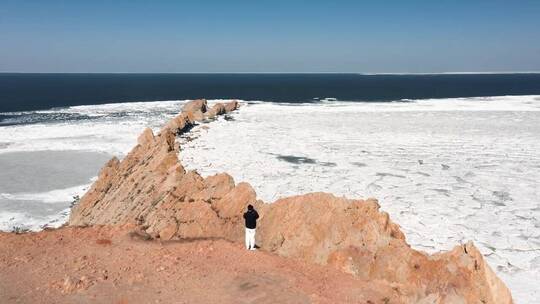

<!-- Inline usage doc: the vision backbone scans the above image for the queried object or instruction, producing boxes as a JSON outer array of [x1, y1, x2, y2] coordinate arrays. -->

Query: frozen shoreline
[[0, 100, 186, 230], [0, 150, 112, 231], [179, 99, 540, 303]]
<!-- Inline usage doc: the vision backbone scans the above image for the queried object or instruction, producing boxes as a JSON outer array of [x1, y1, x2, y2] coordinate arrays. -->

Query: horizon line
[[2, 71, 540, 75]]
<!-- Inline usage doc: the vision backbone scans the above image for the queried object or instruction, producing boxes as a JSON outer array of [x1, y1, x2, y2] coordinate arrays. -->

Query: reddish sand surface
[[0, 225, 400, 304]]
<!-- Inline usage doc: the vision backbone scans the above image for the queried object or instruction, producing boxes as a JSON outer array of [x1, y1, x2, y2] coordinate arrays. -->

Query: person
[[243, 204, 259, 250]]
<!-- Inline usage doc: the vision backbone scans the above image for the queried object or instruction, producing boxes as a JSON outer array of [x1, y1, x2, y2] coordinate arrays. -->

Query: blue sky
[[1, 0, 539, 73]]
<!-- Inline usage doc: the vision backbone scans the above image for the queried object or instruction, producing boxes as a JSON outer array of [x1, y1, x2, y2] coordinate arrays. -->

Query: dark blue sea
[[1, 73, 540, 112]]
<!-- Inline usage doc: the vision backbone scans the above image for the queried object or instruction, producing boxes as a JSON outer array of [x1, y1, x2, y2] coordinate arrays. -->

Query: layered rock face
[[69, 99, 512, 303]]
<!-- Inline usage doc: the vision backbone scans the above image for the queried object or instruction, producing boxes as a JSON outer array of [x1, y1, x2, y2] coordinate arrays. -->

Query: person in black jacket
[[243, 204, 259, 250]]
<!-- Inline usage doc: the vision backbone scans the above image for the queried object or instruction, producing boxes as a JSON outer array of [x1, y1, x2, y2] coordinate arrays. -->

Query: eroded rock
[[68, 99, 513, 304]]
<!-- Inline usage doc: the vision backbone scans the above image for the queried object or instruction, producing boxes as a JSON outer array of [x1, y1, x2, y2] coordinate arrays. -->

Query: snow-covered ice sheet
[[179, 96, 540, 303]]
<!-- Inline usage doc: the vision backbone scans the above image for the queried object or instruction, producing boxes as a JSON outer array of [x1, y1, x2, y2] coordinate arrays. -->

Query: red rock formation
[[69, 99, 513, 303], [262, 194, 511, 303]]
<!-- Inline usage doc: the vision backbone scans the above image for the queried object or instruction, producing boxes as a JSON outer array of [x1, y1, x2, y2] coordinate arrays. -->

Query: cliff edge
[[68, 99, 512, 303]]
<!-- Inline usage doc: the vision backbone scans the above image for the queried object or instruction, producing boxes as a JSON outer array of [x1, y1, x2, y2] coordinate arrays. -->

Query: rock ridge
[[69, 99, 513, 303]]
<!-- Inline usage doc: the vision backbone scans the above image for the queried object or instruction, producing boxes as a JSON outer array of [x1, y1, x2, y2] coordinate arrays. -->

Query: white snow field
[[179, 96, 540, 303]]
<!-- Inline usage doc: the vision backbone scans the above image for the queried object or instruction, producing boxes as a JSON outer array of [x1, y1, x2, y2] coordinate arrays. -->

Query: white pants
[[245, 228, 256, 249]]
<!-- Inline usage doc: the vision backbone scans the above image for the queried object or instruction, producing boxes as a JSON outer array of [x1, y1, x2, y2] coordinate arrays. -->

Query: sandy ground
[[0, 225, 400, 304]]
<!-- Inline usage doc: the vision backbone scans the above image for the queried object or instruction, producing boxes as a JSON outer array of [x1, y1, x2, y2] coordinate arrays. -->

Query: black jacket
[[243, 210, 259, 229]]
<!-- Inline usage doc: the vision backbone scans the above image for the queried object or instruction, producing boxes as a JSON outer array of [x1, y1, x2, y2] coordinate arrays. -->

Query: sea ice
[[179, 96, 540, 303]]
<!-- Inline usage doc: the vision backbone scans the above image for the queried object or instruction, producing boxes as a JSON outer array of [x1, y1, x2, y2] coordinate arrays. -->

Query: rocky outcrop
[[70, 99, 247, 241], [69, 99, 513, 303], [262, 194, 512, 303]]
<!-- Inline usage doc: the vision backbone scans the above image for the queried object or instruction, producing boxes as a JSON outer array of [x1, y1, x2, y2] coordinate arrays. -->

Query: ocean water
[[2, 73, 540, 112], [1, 74, 539, 302]]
